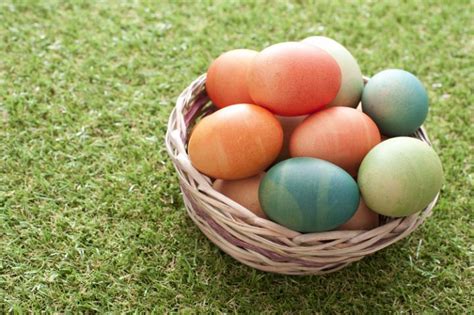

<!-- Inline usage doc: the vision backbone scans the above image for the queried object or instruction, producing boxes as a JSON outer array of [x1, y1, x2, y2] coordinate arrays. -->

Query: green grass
[[0, 0, 472, 313]]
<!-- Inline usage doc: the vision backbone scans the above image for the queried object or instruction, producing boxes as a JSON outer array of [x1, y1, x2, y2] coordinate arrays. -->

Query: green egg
[[358, 137, 443, 217], [259, 158, 360, 233]]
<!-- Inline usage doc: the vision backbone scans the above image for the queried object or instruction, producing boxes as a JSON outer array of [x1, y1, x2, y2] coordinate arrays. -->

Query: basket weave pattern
[[165, 74, 439, 275]]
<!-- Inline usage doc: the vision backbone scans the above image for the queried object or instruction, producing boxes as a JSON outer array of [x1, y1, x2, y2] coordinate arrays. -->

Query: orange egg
[[188, 104, 283, 180], [338, 198, 379, 230], [206, 49, 258, 108], [290, 107, 381, 176], [247, 42, 341, 116], [213, 173, 267, 218], [275, 115, 307, 162]]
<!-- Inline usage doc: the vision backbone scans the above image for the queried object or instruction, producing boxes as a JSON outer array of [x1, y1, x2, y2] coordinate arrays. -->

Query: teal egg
[[259, 158, 360, 233], [362, 69, 429, 136], [358, 137, 443, 217]]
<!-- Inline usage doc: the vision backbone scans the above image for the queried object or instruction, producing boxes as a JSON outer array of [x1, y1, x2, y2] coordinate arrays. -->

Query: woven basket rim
[[165, 73, 440, 275]]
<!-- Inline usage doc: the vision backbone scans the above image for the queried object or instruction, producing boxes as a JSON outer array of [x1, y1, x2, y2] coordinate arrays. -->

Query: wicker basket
[[165, 74, 440, 275]]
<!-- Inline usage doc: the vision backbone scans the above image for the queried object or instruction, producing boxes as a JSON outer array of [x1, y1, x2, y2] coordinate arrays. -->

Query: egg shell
[[289, 107, 381, 177], [188, 104, 283, 180], [275, 115, 307, 162], [302, 36, 363, 108], [259, 158, 360, 233], [362, 69, 429, 136], [247, 42, 341, 116], [213, 173, 267, 218], [206, 49, 258, 108], [337, 198, 379, 230], [358, 137, 443, 217]]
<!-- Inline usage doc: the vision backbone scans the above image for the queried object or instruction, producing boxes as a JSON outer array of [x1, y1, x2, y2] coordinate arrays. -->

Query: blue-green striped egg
[[259, 158, 360, 233], [362, 69, 429, 136]]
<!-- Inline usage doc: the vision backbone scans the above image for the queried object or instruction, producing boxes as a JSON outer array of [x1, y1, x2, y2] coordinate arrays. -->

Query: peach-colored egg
[[275, 115, 307, 162], [338, 198, 379, 230], [206, 49, 258, 108], [247, 42, 341, 116], [188, 104, 283, 180], [289, 107, 381, 177], [213, 173, 267, 218]]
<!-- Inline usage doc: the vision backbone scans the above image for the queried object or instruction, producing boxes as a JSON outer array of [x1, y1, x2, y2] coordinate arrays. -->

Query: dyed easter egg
[[188, 104, 283, 180], [290, 107, 381, 176], [213, 173, 267, 218], [259, 158, 360, 232], [206, 49, 258, 108], [337, 198, 379, 230], [302, 36, 363, 108], [358, 137, 443, 217], [275, 115, 307, 162], [362, 69, 429, 136], [247, 42, 341, 116]]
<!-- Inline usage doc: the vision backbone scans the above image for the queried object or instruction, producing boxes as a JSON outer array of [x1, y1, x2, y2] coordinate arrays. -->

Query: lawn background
[[0, 0, 472, 313]]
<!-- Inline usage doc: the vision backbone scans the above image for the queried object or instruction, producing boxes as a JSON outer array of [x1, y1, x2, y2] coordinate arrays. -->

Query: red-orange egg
[[247, 42, 341, 116], [289, 107, 381, 176], [206, 49, 258, 108], [188, 104, 283, 180]]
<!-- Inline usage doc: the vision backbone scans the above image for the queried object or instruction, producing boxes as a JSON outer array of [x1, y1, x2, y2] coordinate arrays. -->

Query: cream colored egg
[[302, 36, 363, 108]]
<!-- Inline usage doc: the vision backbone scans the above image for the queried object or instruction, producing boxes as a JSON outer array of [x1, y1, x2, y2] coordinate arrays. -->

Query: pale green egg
[[358, 137, 443, 217]]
